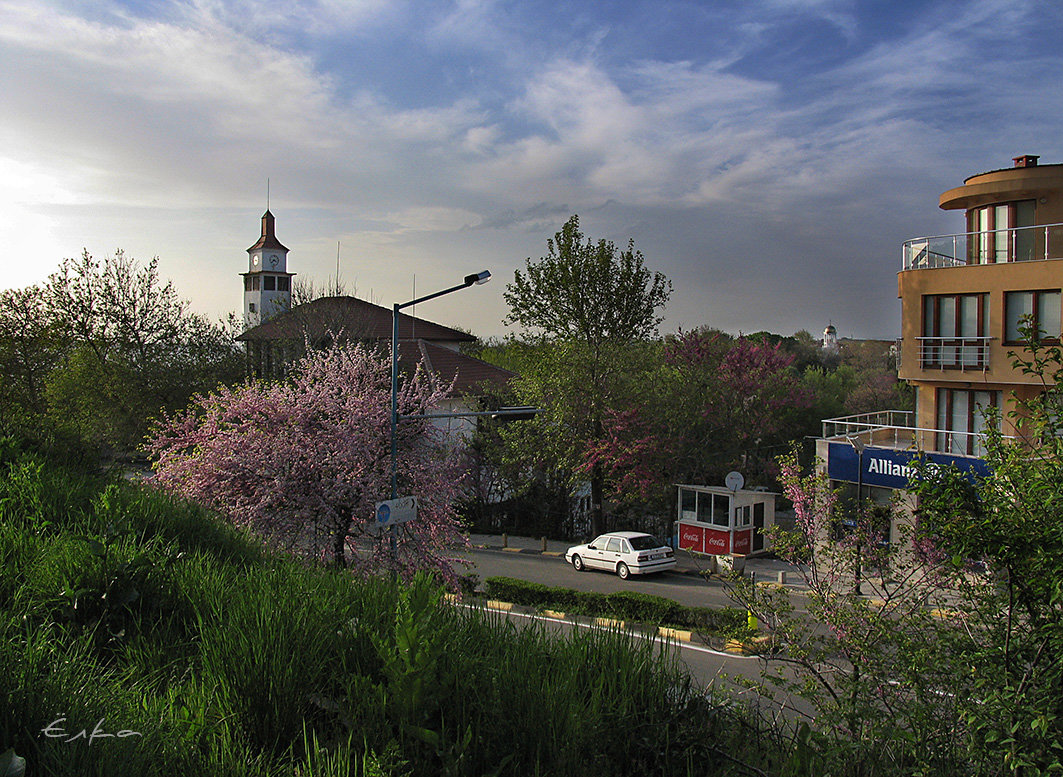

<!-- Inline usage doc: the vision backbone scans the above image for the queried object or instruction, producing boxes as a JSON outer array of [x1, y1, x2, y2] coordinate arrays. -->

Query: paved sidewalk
[[466, 532, 808, 588]]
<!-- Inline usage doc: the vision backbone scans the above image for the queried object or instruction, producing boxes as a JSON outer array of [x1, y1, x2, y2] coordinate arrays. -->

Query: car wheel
[[571, 555, 585, 572], [616, 562, 630, 580]]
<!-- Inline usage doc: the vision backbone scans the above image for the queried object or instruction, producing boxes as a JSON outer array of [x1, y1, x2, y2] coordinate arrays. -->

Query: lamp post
[[388, 270, 491, 560], [846, 435, 865, 596]]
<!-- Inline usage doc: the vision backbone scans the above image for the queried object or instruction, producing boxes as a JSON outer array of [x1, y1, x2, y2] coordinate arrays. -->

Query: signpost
[[375, 496, 418, 528]]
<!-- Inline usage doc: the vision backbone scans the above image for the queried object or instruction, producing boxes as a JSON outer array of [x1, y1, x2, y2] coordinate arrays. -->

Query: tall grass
[[1, 440, 767, 776]]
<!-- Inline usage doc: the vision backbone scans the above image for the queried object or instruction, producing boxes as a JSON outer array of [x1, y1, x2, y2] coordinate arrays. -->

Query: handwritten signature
[[40, 717, 143, 745]]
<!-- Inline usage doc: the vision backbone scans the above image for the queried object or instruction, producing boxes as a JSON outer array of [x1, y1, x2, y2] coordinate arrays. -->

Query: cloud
[[184, 0, 398, 37], [1, 0, 1061, 342]]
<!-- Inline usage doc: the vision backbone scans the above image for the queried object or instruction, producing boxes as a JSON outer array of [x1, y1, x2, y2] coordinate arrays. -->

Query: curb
[[467, 543, 806, 586], [452, 595, 741, 649]]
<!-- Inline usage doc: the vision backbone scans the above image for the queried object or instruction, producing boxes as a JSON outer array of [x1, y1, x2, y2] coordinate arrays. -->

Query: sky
[[2, 0, 1062, 341]]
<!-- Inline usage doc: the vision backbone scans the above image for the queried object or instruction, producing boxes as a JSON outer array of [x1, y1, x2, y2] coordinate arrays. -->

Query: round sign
[[376, 504, 391, 524], [725, 471, 745, 492]]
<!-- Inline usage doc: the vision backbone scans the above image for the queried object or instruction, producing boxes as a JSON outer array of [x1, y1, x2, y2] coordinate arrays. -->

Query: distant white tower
[[242, 210, 295, 328], [823, 322, 839, 351]]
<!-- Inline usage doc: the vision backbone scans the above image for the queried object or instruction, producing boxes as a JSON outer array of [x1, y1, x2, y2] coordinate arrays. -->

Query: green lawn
[[0, 437, 770, 776]]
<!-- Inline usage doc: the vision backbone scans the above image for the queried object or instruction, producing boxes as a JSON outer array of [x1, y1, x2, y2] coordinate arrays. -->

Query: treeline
[[464, 327, 910, 540], [0, 250, 245, 454]]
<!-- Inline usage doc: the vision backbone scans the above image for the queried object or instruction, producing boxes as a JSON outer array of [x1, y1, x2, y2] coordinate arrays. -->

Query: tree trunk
[[332, 522, 349, 568], [591, 461, 605, 537]]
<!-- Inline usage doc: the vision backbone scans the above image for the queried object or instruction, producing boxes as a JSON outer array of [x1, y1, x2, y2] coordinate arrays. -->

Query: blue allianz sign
[[826, 442, 991, 489]]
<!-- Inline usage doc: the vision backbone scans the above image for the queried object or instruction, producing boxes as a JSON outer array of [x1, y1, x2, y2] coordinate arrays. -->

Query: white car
[[565, 531, 676, 579]]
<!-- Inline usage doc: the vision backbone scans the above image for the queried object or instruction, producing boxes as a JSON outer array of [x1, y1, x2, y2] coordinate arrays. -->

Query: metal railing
[[915, 336, 992, 370], [902, 223, 1063, 271], [821, 410, 1012, 458]]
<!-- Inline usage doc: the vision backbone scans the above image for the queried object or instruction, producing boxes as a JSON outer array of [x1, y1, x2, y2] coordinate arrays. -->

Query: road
[[450, 546, 816, 721], [453, 546, 741, 609]]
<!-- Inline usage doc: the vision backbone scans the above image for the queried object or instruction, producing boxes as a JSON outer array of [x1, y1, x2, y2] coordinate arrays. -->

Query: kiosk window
[[693, 491, 732, 527], [681, 489, 697, 520]]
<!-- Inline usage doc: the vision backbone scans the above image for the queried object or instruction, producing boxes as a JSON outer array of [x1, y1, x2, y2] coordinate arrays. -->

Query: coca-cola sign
[[732, 529, 751, 555], [704, 529, 730, 554], [679, 523, 704, 553]]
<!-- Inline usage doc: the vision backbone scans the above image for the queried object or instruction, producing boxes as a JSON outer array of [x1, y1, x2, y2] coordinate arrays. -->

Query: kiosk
[[675, 484, 777, 556]]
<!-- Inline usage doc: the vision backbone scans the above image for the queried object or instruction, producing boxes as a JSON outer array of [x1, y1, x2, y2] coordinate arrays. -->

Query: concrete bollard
[[502, 533, 508, 548], [541, 536, 547, 552], [776, 571, 786, 585]]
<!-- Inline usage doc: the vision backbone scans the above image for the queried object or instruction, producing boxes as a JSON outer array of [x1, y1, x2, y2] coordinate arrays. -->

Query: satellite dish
[[725, 471, 745, 492]]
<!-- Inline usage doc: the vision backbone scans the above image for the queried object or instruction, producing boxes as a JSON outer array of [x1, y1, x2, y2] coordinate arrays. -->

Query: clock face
[[269, 254, 279, 268], [252, 254, 260, 267]]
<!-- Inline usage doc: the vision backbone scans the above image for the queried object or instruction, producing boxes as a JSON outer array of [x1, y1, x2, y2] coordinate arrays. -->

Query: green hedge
[[483, 576, 747, 636]]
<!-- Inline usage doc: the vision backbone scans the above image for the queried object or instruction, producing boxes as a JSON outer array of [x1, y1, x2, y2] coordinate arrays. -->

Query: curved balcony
[[821, 411, 1012, 459], [902, 223, 1063, 271]]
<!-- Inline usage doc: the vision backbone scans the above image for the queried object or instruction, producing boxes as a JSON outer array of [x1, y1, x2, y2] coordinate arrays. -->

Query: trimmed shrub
[[482, 576, 747, 636]]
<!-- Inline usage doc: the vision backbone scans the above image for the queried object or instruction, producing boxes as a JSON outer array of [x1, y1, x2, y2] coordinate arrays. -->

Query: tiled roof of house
[[237, 296, 476, 343], [398, 340, 516, 398]]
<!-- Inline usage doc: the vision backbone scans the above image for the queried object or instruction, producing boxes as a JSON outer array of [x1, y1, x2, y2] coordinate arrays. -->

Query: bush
[[482, 576, 747, 636], [0, 439, 774, 776]]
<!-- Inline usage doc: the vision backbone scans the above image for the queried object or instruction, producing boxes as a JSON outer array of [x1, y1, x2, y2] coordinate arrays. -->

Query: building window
[[935, 388, 1000, 456], [1005, 290, 1061, 343], [264, 276, 276, 291], [921, 293, 989, 367], [693, 491, 730, 528], [680, 488, 696, 521], [968, 200, 1035, 263], [278, 276, 291, 292]]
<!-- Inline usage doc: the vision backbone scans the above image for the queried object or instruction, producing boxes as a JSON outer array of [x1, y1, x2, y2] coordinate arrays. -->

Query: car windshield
[[628, 535, 662, 551]]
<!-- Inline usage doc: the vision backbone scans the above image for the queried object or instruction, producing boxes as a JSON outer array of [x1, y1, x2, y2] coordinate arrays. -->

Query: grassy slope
[[0, 439, 773, 777]]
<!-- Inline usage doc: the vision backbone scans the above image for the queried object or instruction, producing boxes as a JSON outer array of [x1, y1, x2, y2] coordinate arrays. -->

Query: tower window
[[244, 276, 253, 291], [278, 277, 290, 292], [248, 303, 256, 313], [264, 276, 276, 291]]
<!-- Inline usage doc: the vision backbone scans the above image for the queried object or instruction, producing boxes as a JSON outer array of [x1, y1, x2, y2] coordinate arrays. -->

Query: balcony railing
[[902, 223, 1063, 271], [915, 336, 992, 370], [821, 410, 1012, 459]]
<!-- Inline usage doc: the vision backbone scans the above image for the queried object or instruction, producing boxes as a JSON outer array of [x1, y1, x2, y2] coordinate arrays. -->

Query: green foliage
[[502, 215, 671, 535], [482, 576, 747, 636], [504, 214, 672, 345], [908, 331, 1063, 775], [1, 432, 770, 776], [0, 250, 246, 453]]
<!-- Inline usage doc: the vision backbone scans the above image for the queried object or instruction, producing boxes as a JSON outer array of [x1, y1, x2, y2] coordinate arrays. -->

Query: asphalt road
[[450, 546, 817, 722], [454, 546, 741, 609]]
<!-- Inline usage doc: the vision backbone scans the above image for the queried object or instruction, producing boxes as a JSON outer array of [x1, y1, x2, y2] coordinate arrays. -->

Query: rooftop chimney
[[1013, 154, 1040, 168]]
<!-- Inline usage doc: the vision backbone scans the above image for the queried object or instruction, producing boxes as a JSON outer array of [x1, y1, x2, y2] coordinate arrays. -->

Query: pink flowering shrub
[[146, 342, 467, 585]]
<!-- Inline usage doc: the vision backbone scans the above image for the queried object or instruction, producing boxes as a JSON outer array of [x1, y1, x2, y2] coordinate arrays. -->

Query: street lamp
[[846, 435, 865, 596], [388, 270, 491, 559]]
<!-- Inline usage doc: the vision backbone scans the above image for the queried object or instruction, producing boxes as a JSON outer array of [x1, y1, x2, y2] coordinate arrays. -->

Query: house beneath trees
[[237, 210, 517, 441]]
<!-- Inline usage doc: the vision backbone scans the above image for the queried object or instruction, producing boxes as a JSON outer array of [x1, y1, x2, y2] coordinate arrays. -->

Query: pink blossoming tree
[[585, 331, 812, 507], [146, 342, 467, 583], [727, 452, 967, 774]]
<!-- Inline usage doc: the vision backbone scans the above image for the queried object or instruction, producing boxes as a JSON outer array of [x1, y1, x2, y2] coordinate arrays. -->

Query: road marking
[[454, 601, 757, 660]]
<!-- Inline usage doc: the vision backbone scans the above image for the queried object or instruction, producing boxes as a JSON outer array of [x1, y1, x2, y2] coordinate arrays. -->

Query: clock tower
[[242, 210, 294, 328]]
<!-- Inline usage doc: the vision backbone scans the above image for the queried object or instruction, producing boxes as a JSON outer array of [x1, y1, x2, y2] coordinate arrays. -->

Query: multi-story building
[[817, 155, 1063, 547]]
